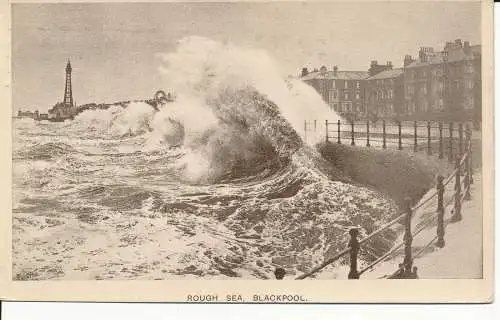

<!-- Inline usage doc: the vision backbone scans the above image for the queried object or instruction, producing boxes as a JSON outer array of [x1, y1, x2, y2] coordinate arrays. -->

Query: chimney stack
[[464, 41, 470, 54], [455, 39, 463, 48], [404, 55, 413, 67], [333, 65, 338, 76], [301, 67, 309, 77]]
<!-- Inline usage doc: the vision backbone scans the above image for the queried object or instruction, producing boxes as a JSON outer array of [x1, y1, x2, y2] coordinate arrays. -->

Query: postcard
[[0, 0, 494, 303]]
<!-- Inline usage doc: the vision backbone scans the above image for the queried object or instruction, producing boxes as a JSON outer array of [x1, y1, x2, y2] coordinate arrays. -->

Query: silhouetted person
[[274, 267, 286, 280], [411, 266, 419, 279]]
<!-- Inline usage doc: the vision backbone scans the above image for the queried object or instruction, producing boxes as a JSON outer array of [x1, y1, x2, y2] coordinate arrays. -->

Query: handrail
[[295, 247, 352, 279], [294, 120, 474, 280]]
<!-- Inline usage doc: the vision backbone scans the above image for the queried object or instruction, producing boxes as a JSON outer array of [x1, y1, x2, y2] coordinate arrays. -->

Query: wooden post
[[452, 156, 462, 222], [459, 123, 464, 156], [398, 121, 402, 150], [448, 122, 454, 163], [436, 175, 445, 248], [351, 121, 355, 146], [348, 228, 360, 279], [366, 120, 370, 147], [438, 122, 444, 159], [325, 120, 329, 143], [403, 197, 413, 276], [382, 120, 386, 149], [427, 121, 432, 155], [337, 119, 341, 144], [414, 121, 418, 152]]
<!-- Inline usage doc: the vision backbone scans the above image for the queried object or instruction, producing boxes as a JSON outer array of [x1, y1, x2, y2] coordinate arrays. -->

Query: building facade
[[403, 39, 481, 120], [365, 68, 404, 119], [301, 39, 481, 122], [301, 66, 368, 119]]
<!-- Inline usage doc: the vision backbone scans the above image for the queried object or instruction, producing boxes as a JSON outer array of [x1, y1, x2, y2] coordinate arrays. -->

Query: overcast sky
[[12, 2, 481, 112]]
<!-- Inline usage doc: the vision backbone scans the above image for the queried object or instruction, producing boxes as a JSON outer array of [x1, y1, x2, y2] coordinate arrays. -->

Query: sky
[[12, 1, 481, 112]]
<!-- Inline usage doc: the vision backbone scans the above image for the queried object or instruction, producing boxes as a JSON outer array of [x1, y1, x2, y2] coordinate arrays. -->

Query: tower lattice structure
[[63, 60, 73, 108]]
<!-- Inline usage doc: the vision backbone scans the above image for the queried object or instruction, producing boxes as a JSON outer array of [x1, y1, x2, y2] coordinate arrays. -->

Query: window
[[380, 91, 384, 99], [356, 91, 360, 99], [331, 81, 336, 89], [344, 91, 349, 100], [465, 62, 474, 73], [407, 85, 414, 96], [386, 103, 394, 115], [333, 103, 338, 112], [464, 96, 474, 109], [344, 80, 348, 89], [388, 90, 393, 99], [465, 79, 474, 89], [334, 90, 338, 99], [328, 91, 335, 102], [356, 81, 360, 89]]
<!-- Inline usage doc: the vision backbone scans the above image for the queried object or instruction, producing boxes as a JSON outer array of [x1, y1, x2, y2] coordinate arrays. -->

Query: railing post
[[304, 120, 307, 143], [466, 123, 473, 185], [464, 150, 471, 201], [351, 121, 355, 146], [325, 120, 329, 143], [458, 123, 464, 157], [348, 228, 360, 279], [403, 197, 413, 276], [382, 120, 386, 149], [452, 156, 462, 222], [337, 119, 341, 144], [414, 121, 418, 152], [427, 121, 432, 155], [448, 122, 454, 163], [436, 175, 445, 248], [366, 120, 370, 147], [398, 121, 402, 150], [439, 122, 444, 159]]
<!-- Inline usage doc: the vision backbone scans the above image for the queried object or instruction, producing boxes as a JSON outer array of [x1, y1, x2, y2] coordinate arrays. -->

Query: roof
[[406, 45, 481, 69], [366, 68, 404, 80], [301, 70, 369, 81]]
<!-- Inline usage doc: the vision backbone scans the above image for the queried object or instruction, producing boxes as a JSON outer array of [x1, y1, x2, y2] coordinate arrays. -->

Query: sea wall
[[318, 142, 452, 207]]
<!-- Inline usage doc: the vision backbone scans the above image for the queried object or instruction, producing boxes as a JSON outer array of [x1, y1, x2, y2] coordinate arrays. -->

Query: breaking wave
[[12, 37, 400, 280]]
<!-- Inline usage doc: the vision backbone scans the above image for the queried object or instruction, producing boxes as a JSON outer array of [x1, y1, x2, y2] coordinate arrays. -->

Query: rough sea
[[12, 37, 398, 280]]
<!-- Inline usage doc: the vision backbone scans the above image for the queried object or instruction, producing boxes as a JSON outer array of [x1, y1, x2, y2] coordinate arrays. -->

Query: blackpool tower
[[63, 59, 73, 108]]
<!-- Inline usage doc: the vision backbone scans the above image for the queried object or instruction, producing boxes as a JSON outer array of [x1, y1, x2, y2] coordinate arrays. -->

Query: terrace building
[[301, 66, 369, 119], [365, 68, 404, 119], [403, 39, 481, 121]]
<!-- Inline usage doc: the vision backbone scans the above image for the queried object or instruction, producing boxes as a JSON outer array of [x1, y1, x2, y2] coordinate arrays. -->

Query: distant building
[[365, 68, 404, 119], [403, 39, 481, 121], [17, 110, 39, 119], [301, 66, 369, 119]]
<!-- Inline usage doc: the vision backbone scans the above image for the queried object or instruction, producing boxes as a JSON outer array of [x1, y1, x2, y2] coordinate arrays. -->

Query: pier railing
[[285, 122, 474, 280]]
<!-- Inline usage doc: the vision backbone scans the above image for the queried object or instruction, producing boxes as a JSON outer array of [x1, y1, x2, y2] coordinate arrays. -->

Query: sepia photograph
[[1, 0, 494, 303]]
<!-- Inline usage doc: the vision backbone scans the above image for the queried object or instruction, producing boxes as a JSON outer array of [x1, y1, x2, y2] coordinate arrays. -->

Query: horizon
[[12, 2, 481, 112]]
